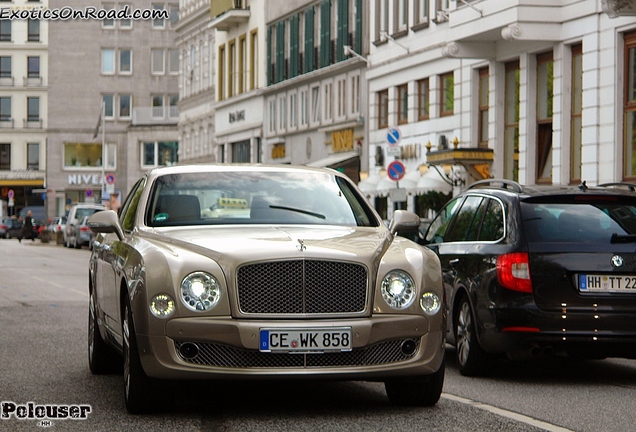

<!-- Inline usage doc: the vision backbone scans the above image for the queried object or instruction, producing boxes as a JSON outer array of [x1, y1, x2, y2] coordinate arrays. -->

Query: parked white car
[[64, 204, 105, 248]]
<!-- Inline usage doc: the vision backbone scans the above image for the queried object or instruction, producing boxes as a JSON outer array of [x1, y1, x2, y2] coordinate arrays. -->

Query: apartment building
[[46, 0, 180, 218], [361, 0, 636, 219], [0, 0, 48, 216]]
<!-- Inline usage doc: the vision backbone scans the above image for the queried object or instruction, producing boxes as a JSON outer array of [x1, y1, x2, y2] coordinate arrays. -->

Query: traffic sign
[[105, 173, 115, 185], [7, 189, 14, 199], [387, 160, 406, 181], [86, 189, 93, 197], [386, 127, 401, 146]]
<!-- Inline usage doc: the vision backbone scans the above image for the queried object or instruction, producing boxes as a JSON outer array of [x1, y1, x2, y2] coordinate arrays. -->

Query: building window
[[239, 34, 247, 94], [169, 94, 178, 117], [478, 67, 489, 148], [27, 56, 39, 77], [27, 97, 39, 121], [414, 0, 430, 27], [102, 94, 114, 118], [27, 19, 39, 41], [324, 82, 333, 121], [304, 7, 315, 73], [143, 141, 178, 167], [279, 95, 287, 130], [0, 20, 10, 42], [435, 0, 450, 23], [570, 43, 583, 183], [440, 71, 454, 117], [218, 45, 225, 101], [120, 3, 132, 28], [27, 142, 39, 170], [64, 142, 109, 168], [169, 3, 179, 26], [152, 3, 165, 28], [228, 40, 236, 98], [300, 88, 308, 126], [504, 60, 520, 181], [396, 0, 409, 33], [625, 31, 636, 179], [350, 74, 360, 116], [337, 77, 346, 118], [378, 89, 389, 129], [398, 83, 408, 125], [417, 78, 429, 120], [151, 49, 165, 74], [536, 51, 554, 183], [102, 3, 115, 28], [168, 48, 179, 74], [0, 56, 10, 78], [289, 14, 300, 78], [101, 49, 115, 74], [152, 94, 164, 118], [119, 49, 132, 74], [375, 0, 389, 42], [119, 94, 131, 118], [250, 29, 258, 90], [319, 0, 331, 68], [311, 85, 320, 123], [290, 92, 298, 128], [0, 143, 9, 170], [268, 98, 276, 133], [231, 140, 250, 163], [0, 96, 11, 122]]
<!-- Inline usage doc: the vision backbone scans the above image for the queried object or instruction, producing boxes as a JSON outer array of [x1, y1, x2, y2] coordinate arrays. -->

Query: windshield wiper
[[610, 233, 636, 243], [269, 205, 326, 220]]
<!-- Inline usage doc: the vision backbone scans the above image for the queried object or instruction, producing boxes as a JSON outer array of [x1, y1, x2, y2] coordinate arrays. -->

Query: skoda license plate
[[259, 327, 352, 353]]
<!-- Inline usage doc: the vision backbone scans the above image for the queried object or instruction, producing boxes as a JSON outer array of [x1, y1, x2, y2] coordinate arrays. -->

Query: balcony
[[132, 106, 179, 126], [24, 76, 44, 87], [24, 118, 43, 129], [210, 0, 250, 32]]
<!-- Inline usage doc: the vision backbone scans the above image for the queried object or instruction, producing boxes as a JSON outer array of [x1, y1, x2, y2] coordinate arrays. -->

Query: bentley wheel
[[88, 291, 120, 374], [384, 361, 445, 406], [123, 298, 154, 414], [455, 296, 489, 376]]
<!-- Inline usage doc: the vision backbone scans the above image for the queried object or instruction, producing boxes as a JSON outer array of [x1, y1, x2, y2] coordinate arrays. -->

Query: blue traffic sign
[[387, 127, 401, 146], [387, 161, 406, 181]]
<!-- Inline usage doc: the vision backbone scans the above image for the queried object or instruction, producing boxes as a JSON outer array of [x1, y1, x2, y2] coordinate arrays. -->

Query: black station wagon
[[422, 179, 636, 376]]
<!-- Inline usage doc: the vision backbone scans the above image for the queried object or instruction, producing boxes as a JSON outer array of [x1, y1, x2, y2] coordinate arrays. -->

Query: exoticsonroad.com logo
[[1, 401, 91, 421]]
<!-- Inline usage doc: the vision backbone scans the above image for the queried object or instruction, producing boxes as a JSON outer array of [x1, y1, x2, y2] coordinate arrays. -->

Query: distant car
[[47, 216, 67, 234], [87, 164, 446, 413], [0, 218, 16, 239], [64, 204, 105, 248], [422, 179, 636, 376]]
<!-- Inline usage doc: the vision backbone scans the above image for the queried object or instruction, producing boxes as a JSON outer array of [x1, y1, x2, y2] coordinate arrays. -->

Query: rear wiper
[[269, 205, 326, 220], [610, 233, 636, 243]]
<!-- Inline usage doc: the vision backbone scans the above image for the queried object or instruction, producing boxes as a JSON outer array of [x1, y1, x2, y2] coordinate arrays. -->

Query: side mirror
[[388, 210, 421, 237], [87, 210, 124, 241]]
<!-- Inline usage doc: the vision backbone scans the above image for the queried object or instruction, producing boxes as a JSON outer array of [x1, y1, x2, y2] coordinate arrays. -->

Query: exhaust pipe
[[179, 342, 200, 360]]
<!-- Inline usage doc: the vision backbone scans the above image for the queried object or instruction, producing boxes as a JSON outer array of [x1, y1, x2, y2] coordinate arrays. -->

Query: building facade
[[46, 0, 179, 219], [0, 0, 48, 217], [361, 0, 636, 220]]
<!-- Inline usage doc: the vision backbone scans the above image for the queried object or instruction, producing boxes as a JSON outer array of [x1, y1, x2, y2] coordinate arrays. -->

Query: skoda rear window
[[520, 201, 636, 243]]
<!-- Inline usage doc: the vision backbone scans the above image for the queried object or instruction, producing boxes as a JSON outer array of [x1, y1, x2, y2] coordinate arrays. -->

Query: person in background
[[19, 210, 34, 243]]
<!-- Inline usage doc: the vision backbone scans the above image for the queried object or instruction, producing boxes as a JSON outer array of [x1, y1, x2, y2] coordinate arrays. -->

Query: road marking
[[442, 393, 573, 432]]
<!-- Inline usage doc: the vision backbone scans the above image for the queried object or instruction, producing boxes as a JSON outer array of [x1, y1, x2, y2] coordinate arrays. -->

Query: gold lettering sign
[[271, 144, 286, 159], [331, 129, 354, 153]]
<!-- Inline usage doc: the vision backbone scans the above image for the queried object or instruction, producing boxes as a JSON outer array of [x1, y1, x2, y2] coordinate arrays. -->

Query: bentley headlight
[[180, 272, 221, 312], [420, 292, 441, 316], [381, 270, 416, 309], [149, 294, 175, 318]]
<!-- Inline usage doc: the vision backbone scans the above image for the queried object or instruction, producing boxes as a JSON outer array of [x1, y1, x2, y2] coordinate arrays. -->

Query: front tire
[[123, 298, 155, 414], [455, 296, 490, 376], [385, 361, 445, 406], [88, 291, 120, 374]]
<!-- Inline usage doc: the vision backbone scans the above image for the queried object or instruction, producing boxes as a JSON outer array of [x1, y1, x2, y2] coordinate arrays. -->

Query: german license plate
[[259, 327, 352, 353], [579, 274, 636, 293]]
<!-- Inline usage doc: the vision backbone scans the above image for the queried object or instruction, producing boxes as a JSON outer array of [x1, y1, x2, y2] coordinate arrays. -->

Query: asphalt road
[[1, 238, 635, 431]]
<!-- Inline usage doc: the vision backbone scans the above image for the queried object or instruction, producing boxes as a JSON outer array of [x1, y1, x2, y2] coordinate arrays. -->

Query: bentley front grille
[[237, 260, 367, 314], [175, 339, 420, 368]]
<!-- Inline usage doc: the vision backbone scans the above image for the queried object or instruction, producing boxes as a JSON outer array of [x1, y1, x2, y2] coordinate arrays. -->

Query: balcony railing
[[24, 118, 43, 129], [24, 76, 43, 87], [210, 0, 250, 31], [132, 106, 179, 125], [0, 118, 14, 128]]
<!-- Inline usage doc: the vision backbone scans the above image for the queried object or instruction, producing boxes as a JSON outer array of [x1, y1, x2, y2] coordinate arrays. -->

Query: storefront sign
[[331, 129, 354, 153], [271, 144, 286, 159], [68, 173, 103, 186], [229, 110, 245, 123]]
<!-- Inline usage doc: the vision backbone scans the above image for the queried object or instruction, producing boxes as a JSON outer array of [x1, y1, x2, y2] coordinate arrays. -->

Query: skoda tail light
[[496, 252, 532, 293]]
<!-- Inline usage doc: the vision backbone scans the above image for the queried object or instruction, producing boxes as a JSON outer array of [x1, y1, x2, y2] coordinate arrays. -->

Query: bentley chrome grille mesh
[[237, 260, 368, 314], [175, 339, 419, 368]]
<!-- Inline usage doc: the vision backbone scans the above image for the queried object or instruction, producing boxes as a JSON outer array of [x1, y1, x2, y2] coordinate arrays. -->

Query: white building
[[363, 0, 636, 219], [0, 0, 48, 216]]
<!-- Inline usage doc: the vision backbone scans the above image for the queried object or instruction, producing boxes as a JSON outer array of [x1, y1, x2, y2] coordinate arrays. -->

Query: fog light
[[420, 292, 441, 316], [150, 294, 175, 318]]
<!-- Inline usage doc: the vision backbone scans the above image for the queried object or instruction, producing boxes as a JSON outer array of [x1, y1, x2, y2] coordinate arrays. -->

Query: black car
[[422, 179, 636, 376]]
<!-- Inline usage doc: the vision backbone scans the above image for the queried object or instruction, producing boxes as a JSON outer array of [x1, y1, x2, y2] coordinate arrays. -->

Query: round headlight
[[420, 292, 441, 316], [381, 270, 416, 309], [149, 294, 175, 318], [180, 272, 221, 312]]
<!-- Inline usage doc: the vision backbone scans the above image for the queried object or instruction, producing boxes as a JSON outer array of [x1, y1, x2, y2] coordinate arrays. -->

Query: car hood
[[141, 225, 392, 268]]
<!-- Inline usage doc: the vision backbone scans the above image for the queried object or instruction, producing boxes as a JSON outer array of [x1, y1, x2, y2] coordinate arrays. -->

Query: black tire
[[454, 296, 490, 376], [123, 298, 156, 414], [88, 291, 121, 374], [385, 360, 445, 407]]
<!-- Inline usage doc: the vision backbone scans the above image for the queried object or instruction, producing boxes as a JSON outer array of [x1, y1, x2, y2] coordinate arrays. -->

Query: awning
[[416, 168, 453, 194], [306, 151, 360, 183]]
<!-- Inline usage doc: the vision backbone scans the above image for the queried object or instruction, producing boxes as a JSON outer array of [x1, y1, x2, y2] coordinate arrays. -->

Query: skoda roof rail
[[467, 179, 523, 193]]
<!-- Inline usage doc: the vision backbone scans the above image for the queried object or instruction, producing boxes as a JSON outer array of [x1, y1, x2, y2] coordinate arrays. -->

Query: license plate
[[579, 274, 636, 293], [259, 327, 352, 353]]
